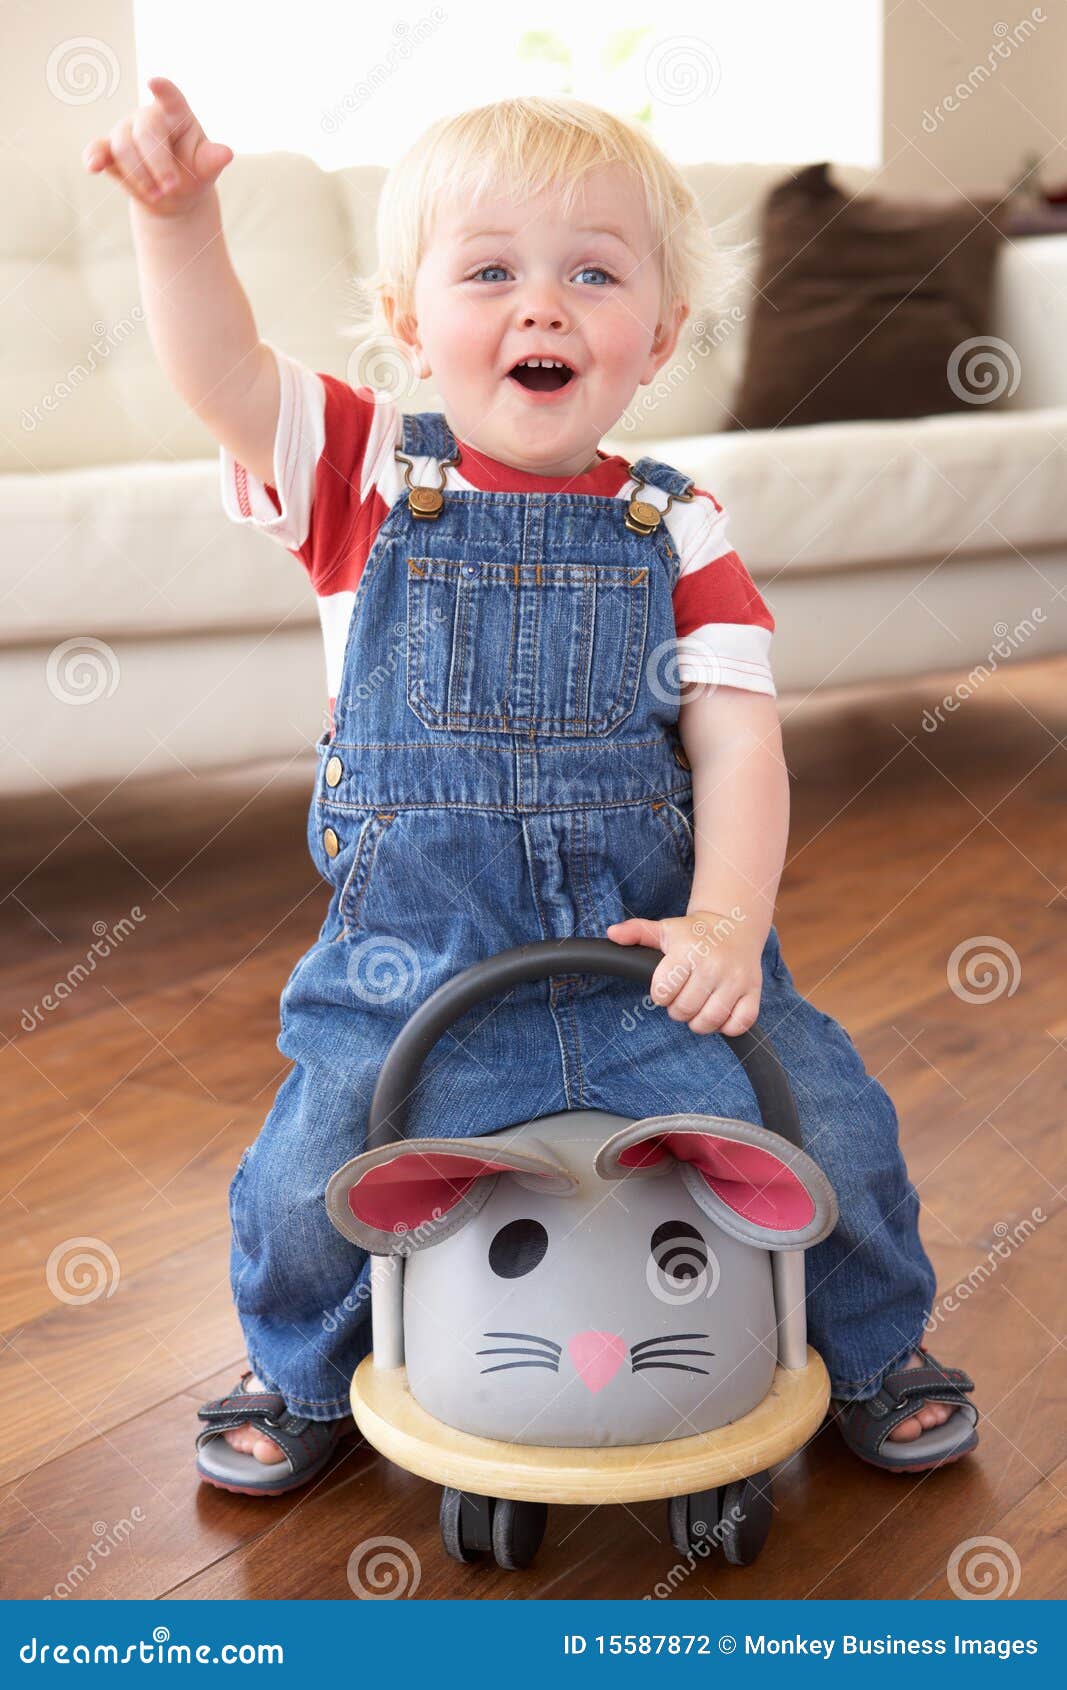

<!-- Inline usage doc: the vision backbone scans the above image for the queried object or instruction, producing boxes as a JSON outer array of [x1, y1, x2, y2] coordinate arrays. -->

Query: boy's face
[[389, 162, 686, 479]]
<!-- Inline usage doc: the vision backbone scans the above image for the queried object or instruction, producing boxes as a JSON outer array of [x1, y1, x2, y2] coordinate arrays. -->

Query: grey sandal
[[831, 1350, 979, 1473], [196, 1373, 351, 1496]]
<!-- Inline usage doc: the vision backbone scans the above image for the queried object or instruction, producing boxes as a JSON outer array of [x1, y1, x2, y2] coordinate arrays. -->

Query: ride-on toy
[[327, 938, 837, 1572]]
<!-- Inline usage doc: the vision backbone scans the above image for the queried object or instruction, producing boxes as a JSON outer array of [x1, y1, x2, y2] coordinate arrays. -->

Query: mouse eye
[[648, 1220, 718, 1304], [651, 1220, 707, 1283], [488, 1218, 548, 1279]]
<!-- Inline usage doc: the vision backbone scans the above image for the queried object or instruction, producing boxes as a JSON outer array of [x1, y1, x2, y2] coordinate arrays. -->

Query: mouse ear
[[595, 1113, 837, 1249], [326, 1134, 577, 1253]]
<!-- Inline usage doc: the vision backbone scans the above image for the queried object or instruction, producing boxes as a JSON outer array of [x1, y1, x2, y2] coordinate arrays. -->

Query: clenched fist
[[81, 76, 233, 216]]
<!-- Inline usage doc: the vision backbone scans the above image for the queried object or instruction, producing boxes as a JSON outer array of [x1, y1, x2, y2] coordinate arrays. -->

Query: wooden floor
[[2, 660, 1065, 1601]]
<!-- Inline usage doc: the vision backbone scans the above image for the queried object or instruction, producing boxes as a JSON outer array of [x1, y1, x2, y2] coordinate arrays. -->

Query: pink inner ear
[[348, 1152, 520, 1233], [618, 1132, 814, 1230]]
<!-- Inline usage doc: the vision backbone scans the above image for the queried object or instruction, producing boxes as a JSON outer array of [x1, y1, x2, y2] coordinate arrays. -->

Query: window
[[134, 0, 882, 169]]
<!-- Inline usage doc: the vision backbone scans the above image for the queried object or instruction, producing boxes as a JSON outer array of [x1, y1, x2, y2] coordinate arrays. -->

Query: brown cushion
[[729, 162, 1009, 430]]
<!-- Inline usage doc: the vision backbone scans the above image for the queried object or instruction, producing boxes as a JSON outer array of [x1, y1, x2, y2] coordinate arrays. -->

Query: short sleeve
[[219, 342, 325, 550], [668, 491, 776, 697], [218, 342, 402, 596]]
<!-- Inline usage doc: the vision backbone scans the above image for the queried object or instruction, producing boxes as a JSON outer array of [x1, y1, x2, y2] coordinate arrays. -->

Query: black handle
[[367, 937, 802, 1151]]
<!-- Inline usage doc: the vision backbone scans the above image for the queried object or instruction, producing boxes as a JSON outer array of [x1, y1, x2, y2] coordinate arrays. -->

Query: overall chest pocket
[[405, 556, 650, 736]]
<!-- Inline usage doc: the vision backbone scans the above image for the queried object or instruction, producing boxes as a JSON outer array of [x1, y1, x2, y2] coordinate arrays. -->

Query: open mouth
[[507, 357, 576, 393]]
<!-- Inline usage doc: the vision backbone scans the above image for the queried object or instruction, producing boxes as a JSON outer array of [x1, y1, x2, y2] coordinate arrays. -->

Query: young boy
[[84, 81, 978, 1494]]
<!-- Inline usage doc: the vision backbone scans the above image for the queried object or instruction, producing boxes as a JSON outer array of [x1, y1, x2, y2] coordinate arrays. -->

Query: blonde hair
[[347, 96, 742, 352]]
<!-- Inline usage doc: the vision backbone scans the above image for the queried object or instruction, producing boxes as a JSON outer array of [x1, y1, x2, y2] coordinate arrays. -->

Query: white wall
[[882, 0, 1067, 197], [4, 1, 1065, 205]]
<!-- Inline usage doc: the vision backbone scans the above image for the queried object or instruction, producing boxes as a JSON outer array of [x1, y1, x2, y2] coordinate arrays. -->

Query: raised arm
[[82, 76, 278, 486]]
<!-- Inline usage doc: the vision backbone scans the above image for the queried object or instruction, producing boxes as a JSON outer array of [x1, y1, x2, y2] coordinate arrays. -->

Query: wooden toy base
[[350, 1347, 830, 1505]]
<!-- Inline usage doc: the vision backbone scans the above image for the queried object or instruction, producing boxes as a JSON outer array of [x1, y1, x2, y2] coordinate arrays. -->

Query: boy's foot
[[221, 1374, 285, 1463], [196, 1373, 350, 1495], [831, 1347, 978, 1474], [886, 1350, 958, 1442]]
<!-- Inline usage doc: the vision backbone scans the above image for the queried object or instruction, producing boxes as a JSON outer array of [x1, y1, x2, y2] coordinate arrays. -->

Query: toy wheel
[[490, 1497, 548, 1570], [718, 1469, 774, 1566], [667, 1487, 721, 1556], [440, 1488, 495, 1563]]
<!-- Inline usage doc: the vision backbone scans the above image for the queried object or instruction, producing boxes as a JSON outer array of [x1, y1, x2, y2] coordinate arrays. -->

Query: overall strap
[[629, 455, 696, 500], [400, 409, 460, 465]]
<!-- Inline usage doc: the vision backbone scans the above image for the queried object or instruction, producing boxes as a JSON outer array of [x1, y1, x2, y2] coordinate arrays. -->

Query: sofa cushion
[[4, 457, 314, 641], [9, 405, 1063, 645], [730, 163, 1009, 429], [0, 154, 878, 475], [605, 407, 1067, 575]]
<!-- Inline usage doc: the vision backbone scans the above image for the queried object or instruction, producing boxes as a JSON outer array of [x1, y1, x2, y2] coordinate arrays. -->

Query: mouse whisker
[[480, 1359, 560, 1375], [483, 1330, 562, 1353], [630, 1332, 709, 1356], [632, 1360, 711, 1375], [631, 1348, 714, 1369], [477, 1345, 560, 1360]]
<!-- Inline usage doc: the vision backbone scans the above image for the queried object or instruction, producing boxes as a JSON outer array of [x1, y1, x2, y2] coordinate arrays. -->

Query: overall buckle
[[395, 450, 455, 520], [623, 468, 694, 535]]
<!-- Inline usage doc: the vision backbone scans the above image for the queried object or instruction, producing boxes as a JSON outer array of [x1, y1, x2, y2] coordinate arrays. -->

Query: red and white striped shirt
[[220, 344, 775, 725]]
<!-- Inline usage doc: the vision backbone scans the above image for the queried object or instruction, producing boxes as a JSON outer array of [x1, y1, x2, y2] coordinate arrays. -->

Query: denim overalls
[[228, 410, 937, 1419]]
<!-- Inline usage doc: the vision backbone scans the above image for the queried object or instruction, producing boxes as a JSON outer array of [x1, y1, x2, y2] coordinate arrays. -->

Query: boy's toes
[[221, 1423, 285, 1462], [886, 1413, 924, 1442], [249, 1432, 286, 1464], [913, 1400, 955, 1430], [222, 1424, 258, 1454]]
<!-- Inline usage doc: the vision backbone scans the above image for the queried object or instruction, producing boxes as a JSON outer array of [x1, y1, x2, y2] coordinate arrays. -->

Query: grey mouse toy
[[327, 1102, 837, 1448]]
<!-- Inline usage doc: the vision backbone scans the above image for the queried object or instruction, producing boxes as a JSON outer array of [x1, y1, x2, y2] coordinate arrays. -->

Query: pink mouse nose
[[567, 1330, 626, 1392]]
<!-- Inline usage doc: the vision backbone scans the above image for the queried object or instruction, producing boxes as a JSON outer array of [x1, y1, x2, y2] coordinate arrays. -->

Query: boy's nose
[[520, 308, 566, 330], [567, 1330, 626, 1392], [516, 288, 570, 332]]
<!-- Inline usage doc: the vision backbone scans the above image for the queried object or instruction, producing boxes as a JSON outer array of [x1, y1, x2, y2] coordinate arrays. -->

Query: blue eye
[[574, 266, 615, 286], [472, 264, 509, 283]]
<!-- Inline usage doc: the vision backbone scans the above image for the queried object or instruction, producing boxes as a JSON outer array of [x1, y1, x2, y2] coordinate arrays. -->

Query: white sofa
[[4, 155, 1066, 796]]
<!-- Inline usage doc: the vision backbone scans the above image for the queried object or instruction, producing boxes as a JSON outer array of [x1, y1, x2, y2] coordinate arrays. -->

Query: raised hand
[[81, 76, 233, 216]]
